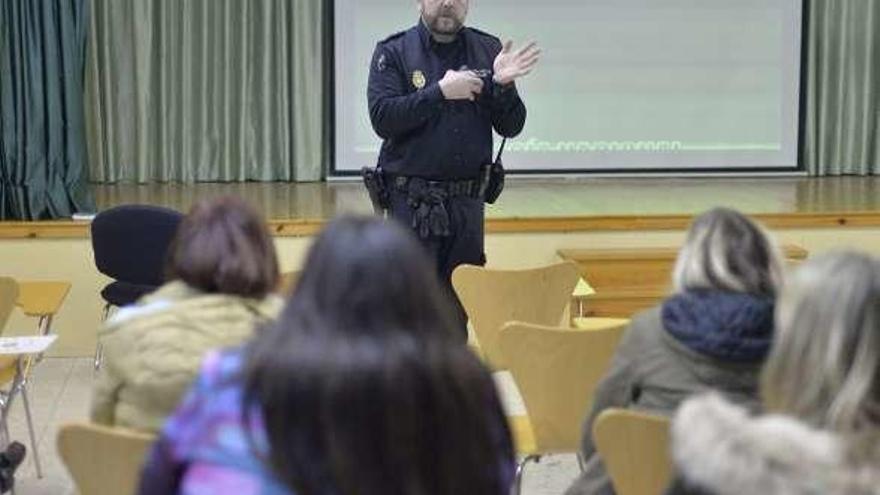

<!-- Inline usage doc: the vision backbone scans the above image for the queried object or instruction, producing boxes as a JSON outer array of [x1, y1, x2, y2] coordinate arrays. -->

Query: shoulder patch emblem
[[412, 70, 426, 89]]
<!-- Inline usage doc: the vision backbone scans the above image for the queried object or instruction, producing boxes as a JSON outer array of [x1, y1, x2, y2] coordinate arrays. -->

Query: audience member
[[137, 216, 515, 495], [566, 207, 785, 495], [668, 251, 880, 495], [91, 196, 282, 432]]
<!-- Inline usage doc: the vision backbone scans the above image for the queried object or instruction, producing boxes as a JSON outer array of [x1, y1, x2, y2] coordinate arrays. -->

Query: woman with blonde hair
[[669, 251, 880, 495], [567, 207, 785, 495]]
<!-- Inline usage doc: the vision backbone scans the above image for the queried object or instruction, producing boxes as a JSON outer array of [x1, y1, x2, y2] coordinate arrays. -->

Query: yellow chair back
[[278, 270, 301, 295], [500, 320, 627, 453], [0, 277, 19, 332], [452, 261, 581, 369], [58, 422, 156, 495], [593, 409, 673, 495]]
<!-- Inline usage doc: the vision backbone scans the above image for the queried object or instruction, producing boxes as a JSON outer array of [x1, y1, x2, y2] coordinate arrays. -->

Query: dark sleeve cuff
[[491, 81, 519, 106], [423, 82, 444, 103]]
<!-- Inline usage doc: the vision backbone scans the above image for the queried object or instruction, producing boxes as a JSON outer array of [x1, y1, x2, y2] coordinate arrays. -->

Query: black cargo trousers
[[386, 177, 485, 341]]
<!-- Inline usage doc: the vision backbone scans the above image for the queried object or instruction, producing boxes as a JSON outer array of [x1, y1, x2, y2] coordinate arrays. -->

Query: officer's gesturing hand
[[439, 70, 484, 101], [493, 41, 541, 86]]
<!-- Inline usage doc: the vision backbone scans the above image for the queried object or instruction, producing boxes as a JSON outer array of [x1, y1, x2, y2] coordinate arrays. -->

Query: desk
[[0, 335, 57, 478]]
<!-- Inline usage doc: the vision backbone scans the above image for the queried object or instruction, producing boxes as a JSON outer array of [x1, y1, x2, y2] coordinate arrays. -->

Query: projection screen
[[333, 0, 803, 174]]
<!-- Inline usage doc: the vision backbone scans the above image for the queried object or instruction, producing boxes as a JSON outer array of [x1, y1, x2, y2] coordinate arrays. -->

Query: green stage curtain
[[804, 0, 880, 175], [0, 0, 95, 220], [86, 0, 326, 183]]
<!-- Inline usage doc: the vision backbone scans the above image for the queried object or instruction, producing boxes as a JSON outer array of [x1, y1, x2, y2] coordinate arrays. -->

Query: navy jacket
[[368, 22, 527, 180]]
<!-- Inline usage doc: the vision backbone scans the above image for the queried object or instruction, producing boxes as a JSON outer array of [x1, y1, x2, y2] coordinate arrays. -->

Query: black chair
[[90, 205, 184, 368]]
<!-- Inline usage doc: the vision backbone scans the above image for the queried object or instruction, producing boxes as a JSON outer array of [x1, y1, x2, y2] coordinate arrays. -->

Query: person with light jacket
[[566, 207, 785, 495], [91, 196, 282, 432]]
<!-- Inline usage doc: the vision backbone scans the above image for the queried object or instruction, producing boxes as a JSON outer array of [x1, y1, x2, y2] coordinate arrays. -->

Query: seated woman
[[138, 216, 514, 495], [669, 251, 880, 495], [91, 197, 282, 432], [566, 207, 785, 495]]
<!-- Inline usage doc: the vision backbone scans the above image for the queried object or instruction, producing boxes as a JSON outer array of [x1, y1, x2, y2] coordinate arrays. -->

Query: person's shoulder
[[195, 348, 246, 391], [377, 27, 413, 49], [465, 27, 502, 48], [627, 306, 665, 338]]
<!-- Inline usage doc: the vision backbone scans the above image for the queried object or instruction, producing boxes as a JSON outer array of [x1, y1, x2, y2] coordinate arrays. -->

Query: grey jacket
[[565, 305, 765, 495]]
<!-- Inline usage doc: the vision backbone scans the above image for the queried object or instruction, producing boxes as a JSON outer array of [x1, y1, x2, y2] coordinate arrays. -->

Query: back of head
[[244, 216, 512, 495], [762, 251, 880, 438], [166, 196, 279, 298], [672, 207, 783, 297], [274, 215, 458, 340]]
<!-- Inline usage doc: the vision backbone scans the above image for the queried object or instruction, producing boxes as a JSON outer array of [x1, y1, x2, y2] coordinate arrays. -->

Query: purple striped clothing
[[139, 350, 293, 495]]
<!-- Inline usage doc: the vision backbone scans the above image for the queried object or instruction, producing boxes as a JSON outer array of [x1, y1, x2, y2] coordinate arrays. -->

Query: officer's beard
[[422, 12, 464, 42]]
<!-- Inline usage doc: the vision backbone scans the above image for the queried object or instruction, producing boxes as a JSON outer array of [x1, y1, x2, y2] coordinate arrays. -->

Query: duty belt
[[389, 175, 482, 199], [387, 175, 482, 239]]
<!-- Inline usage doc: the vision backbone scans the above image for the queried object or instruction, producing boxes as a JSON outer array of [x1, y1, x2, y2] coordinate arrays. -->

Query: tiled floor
[[7, 359, 581, 495]]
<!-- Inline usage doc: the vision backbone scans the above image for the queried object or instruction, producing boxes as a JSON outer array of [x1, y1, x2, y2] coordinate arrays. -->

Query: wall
[[3, 225, 879, 357]]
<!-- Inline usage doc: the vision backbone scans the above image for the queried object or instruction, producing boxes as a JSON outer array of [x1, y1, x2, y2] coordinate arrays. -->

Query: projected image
[[334, 0, 803, 173]]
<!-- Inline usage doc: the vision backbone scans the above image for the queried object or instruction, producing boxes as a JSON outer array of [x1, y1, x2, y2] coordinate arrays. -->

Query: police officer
[[367, 0, 540, 337]]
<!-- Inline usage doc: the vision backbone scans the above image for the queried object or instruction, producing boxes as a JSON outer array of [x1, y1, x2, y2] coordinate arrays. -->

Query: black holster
[[361, 166, 390, 214], [480, 159, 505, 204], [480, 138, 507, 204]]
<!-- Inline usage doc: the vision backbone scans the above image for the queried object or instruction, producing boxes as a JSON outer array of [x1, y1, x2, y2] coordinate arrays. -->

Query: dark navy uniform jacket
[[368, 21, 527, 180]]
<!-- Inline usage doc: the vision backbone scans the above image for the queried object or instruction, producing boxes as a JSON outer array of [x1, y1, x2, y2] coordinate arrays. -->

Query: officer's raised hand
[[439, 70, 484, 101], [493, 41, 541, 85]]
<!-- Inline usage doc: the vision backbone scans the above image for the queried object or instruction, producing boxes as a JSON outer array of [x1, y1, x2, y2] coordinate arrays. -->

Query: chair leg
[[35, 315, 54, 363], [577, 452, 586, 472], [0, 414, 8, 447], [94, 343, 104, 371], [95, 304, 112, 370], [20, 386, 41, 479], [513, 455, 541, 495]]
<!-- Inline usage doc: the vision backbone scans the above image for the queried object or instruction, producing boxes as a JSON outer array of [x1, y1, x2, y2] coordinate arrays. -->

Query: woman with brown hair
[[91, 196, 282, 432]]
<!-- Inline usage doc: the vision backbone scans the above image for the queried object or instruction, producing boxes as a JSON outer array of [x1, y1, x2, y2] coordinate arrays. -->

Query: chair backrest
[[499, 321, 627, 453], [57, 422, 156, 495], [593, 409, 672, 495], [0, 278, 18, 332], [452, 261, 581, 369], [90, 204, 184, 285], [278, 270, 301, 295]]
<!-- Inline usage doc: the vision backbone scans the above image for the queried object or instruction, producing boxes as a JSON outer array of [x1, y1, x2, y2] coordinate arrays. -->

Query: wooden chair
[[0, 278, 18, 331], [0, 278, 44, 477], [278, 270, 300, 295], [452, 261, 581, 369], [15, 281, 71, 338], [592, 409, 672, 495], [499, 320, 628, 495], [58, 422, 156, 495]]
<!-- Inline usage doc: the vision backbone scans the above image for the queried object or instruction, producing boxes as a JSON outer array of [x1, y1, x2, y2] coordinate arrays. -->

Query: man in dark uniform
[[367, 0, 540, 337]]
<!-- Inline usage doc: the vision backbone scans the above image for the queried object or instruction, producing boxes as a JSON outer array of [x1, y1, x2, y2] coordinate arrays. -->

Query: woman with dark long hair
[[139, 216, 514, 495]]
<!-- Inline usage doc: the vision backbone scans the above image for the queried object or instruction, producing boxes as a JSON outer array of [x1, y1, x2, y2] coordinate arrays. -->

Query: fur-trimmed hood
[[671, 394, 880, 495]]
